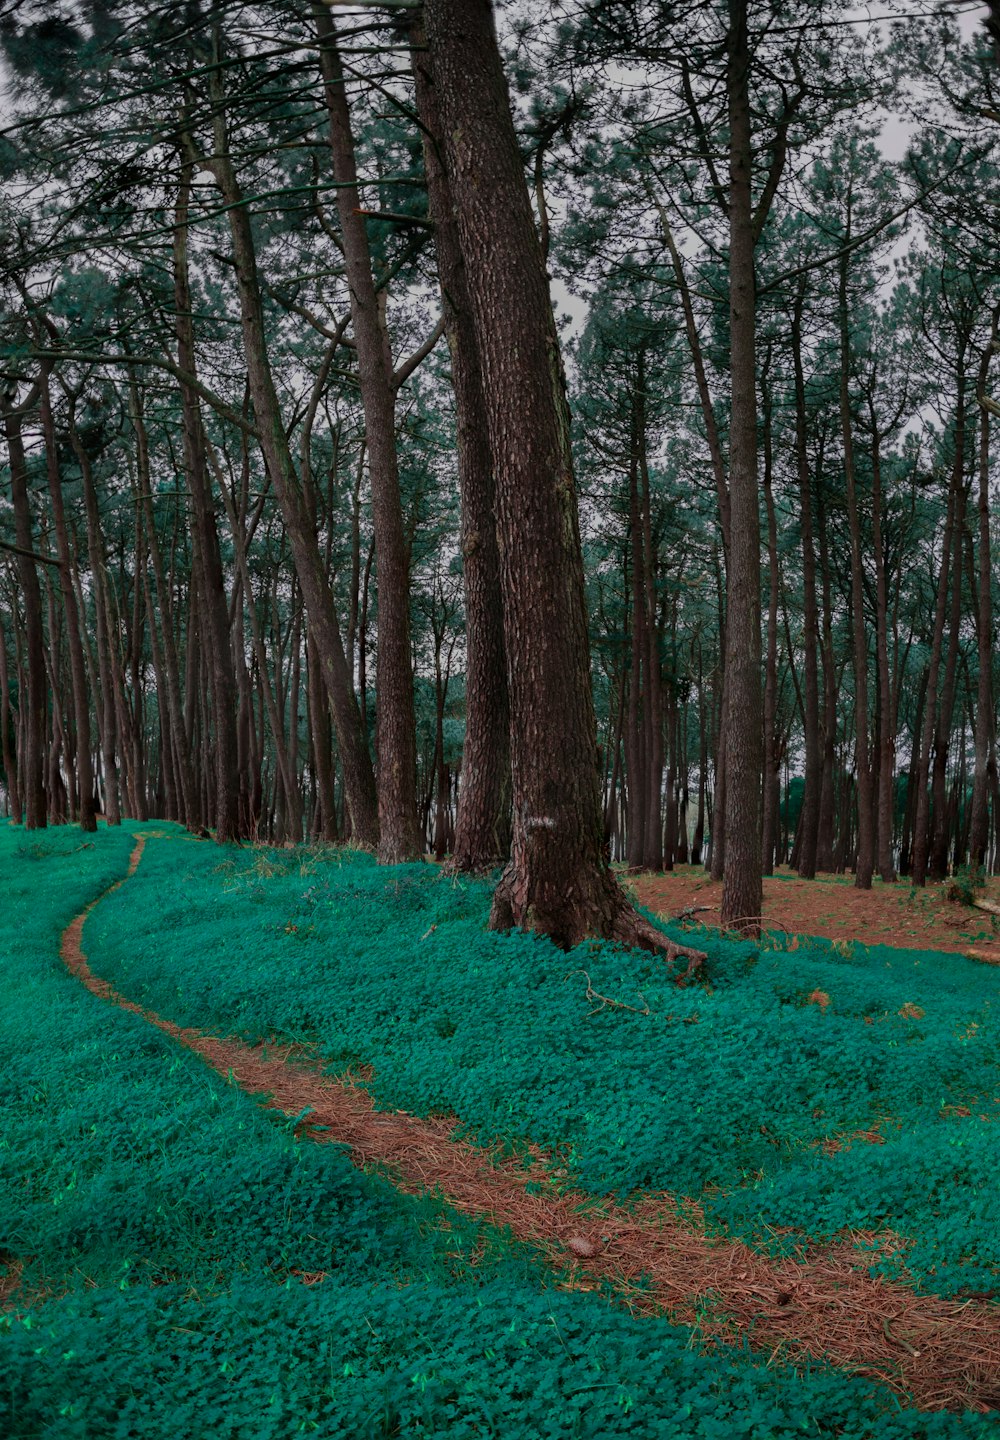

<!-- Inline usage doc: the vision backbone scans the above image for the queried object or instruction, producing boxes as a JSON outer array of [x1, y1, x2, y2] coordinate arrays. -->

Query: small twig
[[568, 970, 651, 1018], [883, 1315, 921, 1358]]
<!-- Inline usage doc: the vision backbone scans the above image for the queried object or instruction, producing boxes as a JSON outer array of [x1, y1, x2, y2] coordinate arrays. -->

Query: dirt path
[[54, 835, 1000, 1414], [633, 866, 1000, 959]]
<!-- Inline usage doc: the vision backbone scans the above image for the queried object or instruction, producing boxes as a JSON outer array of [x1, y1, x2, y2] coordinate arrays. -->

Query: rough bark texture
[[315, 5, 420, 864], [409, 16, 512, 871], [720, 0, 762, 932], [423, 0, 702, 965]]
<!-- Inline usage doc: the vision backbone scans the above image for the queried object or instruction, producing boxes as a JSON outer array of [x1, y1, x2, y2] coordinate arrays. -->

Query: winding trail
[[58, 833, 1000, 1415]]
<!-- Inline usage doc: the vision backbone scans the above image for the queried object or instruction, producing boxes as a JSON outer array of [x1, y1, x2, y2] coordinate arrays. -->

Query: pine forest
[[4, 2, 1000, 1435]]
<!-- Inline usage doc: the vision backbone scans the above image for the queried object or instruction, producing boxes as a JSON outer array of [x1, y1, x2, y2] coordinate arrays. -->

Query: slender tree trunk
[[132, 396, 199, 830], [314, 5, 420, 863], [816, 476, 838, 871], [204, 68, 379, 847], [720, 0, 762, 931], [626, 440, 646, 869], [869, 429, 896, 882], [68, 411, 122, 825], [638, 362, 663, 873], [838, 239, 874, 890], [409, 16, 512, 870], [174, 158, 243, 842], [911, 483, 958, 887], [0, 617, 22, 822], [970, 325, 997, 868], [761, 369, 779, 877], [929, 476, 967, 882], [3, 407, 47, 828], [39, 373, 95, 832], [213, 441, 302, 843], [792, 289, 822, 878]]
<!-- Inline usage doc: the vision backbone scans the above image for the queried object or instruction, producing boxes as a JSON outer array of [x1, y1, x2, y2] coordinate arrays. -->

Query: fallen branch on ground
[[673, 904, 716, 923], [965, 948, 1000, 967], [569, 969, 650, 1018]]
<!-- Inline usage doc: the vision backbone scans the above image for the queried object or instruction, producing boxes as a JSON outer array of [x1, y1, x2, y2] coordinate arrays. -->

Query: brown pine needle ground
[[53, 835, 1000, 1416]]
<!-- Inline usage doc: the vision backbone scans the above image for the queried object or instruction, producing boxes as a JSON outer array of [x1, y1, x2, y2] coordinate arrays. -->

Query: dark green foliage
[[5, 1280, 992, 1440], [1, 823, 997, 1436]]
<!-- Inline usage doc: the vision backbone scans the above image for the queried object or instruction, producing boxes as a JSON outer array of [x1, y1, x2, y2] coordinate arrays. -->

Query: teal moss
[[85, 835, 1000, 1296], [0, 824, 995, 1437]]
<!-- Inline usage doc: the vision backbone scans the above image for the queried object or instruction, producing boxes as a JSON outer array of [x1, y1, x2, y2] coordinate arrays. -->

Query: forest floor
[[55, 836, 1000, 1415], [6, 823, 1000, 1436], [633, 865, 1000, 958]]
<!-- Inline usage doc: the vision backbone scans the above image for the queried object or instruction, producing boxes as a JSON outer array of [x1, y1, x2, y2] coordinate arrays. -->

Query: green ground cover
[[0, 821, 996, 1437], [86, 833, 1000, 1298]]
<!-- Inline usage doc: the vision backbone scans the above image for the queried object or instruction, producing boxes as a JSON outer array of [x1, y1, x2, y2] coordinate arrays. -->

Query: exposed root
[[55, 832, 1000, 1416], [612, 905, 707, 982]]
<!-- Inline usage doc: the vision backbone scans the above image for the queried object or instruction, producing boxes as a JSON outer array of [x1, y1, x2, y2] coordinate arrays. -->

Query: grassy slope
[[0, 822, 991, 1438]]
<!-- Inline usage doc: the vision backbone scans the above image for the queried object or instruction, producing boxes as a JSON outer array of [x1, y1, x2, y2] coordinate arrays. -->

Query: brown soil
[[0, 1253, 24, 1310], [54, 835, 1000, 1415], [632, 865, 1000, 959]]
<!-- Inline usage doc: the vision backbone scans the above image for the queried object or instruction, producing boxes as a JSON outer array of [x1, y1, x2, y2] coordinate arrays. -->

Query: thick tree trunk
[[409, 16, 512, 870], [423, 0, 702, 964], [720, 0, 762, 932]]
